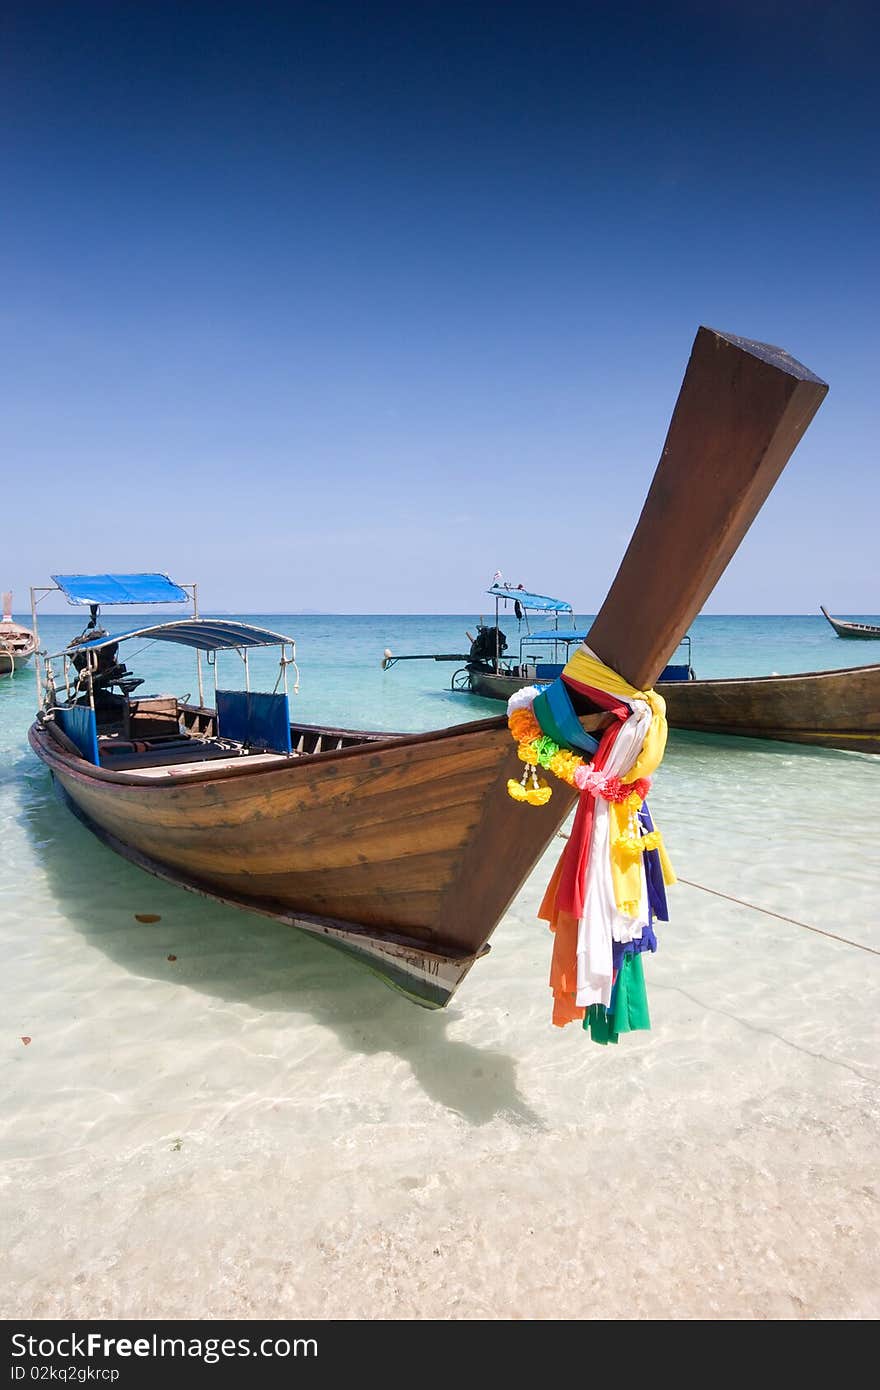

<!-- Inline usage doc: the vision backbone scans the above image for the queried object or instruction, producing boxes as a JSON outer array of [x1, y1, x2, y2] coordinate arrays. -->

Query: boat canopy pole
[[269, 641, 298, 697], [86, 650, 96, 715], [29, 584, 56, 705], [29, 576, 202, 708], [207, 648, 218, 708], [184, 582, 205, 706]]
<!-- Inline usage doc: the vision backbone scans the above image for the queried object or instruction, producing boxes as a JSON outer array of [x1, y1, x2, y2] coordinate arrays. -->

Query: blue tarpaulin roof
[[51, 619, 295, 658], [52, 573, 190, 606], [486, 585, 572, 612]]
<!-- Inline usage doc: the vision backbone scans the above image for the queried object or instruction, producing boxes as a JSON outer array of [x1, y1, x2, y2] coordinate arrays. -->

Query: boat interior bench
[[52, 690, 378, 770], [97, 689, 293, 768], [54, 688, 295, 770], [215, 689, 292, 753], [98, 734, 249, 769], [126, 694, 181, 739]]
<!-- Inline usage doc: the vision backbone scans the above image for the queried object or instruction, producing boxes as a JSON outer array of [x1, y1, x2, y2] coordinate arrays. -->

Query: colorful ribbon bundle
[[506, 647, 676, 1042]]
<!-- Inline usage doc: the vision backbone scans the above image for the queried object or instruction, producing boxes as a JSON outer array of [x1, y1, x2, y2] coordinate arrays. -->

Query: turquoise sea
[[6, 608, 880, 734], [2, 610, 879, 1319]]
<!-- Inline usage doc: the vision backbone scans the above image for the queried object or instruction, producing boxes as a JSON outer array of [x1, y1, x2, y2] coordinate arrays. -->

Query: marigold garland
[[508, 708, 542, 744], [614, 828, 663, 866], [507, 701, 652, 806]]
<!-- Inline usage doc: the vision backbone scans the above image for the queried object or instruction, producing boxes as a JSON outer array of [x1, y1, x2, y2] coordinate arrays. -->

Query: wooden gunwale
[[660, 663, 880, 689], [33, 709, 508, 789]]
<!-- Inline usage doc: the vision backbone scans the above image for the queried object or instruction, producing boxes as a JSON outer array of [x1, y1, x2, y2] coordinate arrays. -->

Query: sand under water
[[2, 614, 879, 1319]]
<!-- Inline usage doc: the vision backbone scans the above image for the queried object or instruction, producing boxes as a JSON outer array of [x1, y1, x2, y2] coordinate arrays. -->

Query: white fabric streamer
[[575, 698, 653, 1008]]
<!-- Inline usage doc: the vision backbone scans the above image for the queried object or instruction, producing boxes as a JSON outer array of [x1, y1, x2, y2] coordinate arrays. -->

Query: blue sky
[[2, 1, 877, 614]]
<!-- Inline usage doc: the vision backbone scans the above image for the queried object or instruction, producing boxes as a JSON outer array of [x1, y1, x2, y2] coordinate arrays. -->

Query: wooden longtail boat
[[462, 647, 879, 756], [467, 634, 693, 702], [0, 593, 37, 675], [382, 585, 586, 697], [658, 663, 880, 753], [28, 327, 828, 1007], [819, 605, 880, 640]]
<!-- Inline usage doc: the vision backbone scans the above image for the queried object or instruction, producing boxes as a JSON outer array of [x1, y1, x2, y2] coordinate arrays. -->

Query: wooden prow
[[586, 327, 829, 689]]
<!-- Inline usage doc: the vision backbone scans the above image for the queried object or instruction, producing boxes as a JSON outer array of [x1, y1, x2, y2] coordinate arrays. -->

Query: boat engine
[[467, 625, 507, 671], [68, 626, 142, 716]]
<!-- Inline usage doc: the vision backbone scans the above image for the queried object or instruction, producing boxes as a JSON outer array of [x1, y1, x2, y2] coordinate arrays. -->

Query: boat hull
[[658, 664, 880, 753], [470, 665, 880, 755], [819, 606, 880, 640], [0, 643, 35, 674], [467, 669, 546, 701], [1, 651, 34, 672], [54, 782, 483, 1008], [30, 715, 579, 1006], [1, 616, 37, 674]]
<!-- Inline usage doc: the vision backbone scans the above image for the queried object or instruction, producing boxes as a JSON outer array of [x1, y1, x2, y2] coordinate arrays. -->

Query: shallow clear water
[[2, 613, 879, 1318]]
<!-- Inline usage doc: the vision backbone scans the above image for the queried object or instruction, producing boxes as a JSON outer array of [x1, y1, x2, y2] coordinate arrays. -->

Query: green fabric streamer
[[583, 1004, 618, 1044], [582, 953, 652, 1044], [612, 952, 651, 1034]]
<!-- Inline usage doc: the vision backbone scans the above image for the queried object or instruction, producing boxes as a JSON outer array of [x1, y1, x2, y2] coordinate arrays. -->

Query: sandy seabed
[[2, 733, 879, 1320]]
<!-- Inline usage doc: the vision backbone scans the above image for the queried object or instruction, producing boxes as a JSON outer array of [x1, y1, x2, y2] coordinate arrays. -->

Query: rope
[[554, 829, 879, 957], [119, 639, 158, 665], [272, 648, 300, 696], [676, 877, 880, 957]]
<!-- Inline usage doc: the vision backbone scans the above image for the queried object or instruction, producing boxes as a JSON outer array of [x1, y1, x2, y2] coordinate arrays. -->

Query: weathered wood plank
[[659, 663, 880, 751], [587, 329, 828, 689]]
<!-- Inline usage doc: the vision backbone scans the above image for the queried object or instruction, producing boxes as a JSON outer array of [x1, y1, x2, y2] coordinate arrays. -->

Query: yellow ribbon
[[562, 646, 676, 913]]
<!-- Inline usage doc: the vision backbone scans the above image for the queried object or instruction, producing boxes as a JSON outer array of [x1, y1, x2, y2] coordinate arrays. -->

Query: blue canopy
[[486, 585, 572, 613], [51, 619, 295, 658], [52, 573, 190, 606]]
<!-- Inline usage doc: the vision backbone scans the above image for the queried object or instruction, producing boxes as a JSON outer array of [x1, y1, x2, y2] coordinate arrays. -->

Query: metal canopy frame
[[485, 585, 576, 674], [485, 585, 572, 613], [49, 618, 299, 657], [30, 578, 203, 707], [30, 581, 299, 717]]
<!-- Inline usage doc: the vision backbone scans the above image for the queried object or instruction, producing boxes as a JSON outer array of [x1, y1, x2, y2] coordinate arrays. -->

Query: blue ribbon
[[532, 678, 600, 757]]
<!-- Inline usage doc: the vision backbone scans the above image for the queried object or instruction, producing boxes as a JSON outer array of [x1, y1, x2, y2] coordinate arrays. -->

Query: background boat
[[468, 634, 694, 702], [382, 583, 583, 695], [28, 326, 829, 1006], [819, 605, 880, 640], [469, 641, 879, 755], [658, 662, 880, 753], [0, 593, 37, 675]]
